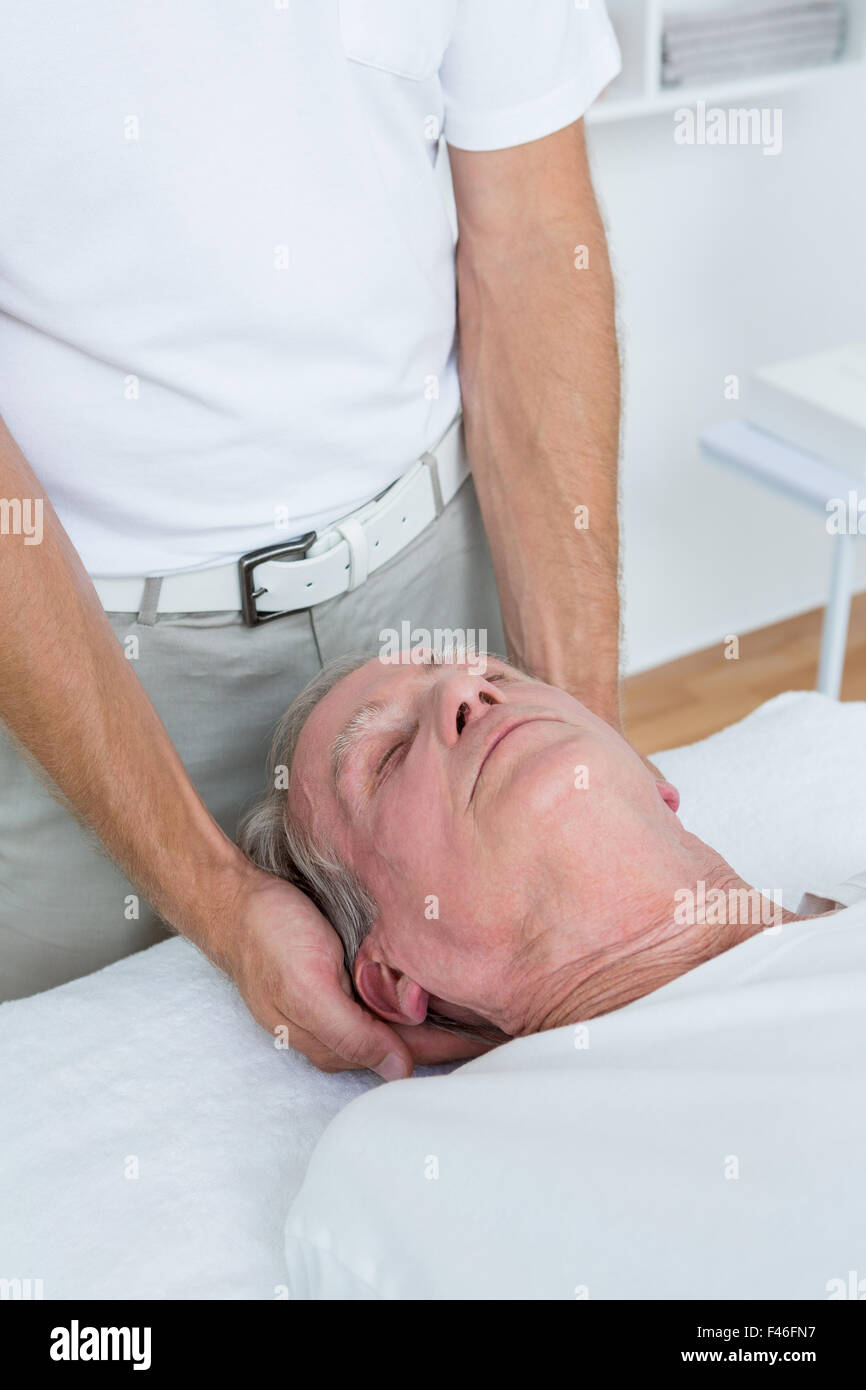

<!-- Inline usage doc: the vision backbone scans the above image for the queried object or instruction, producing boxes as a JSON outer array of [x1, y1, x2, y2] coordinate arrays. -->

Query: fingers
[[270, 1014, 490, 1074], [266, 1019, 362, 1074], [276, 985, 415, 1080], [394, 1021, 493, 1065]]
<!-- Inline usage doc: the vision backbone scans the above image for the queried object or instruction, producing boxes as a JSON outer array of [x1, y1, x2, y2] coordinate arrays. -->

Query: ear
[[354, 953, 429, 1026], [656, 779, 680, 814]]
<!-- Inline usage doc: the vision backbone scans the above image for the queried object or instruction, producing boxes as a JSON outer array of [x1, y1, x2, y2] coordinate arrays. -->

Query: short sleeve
[[440, 0, 621, 151]]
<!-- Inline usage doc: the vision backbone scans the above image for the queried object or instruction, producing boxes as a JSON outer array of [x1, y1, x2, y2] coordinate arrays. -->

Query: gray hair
[[238, 650, 506, 1044], [238, 652, 377, 966]]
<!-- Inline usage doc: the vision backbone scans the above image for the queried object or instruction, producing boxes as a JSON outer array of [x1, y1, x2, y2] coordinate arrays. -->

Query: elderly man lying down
[[240, 649, 839, 1047]]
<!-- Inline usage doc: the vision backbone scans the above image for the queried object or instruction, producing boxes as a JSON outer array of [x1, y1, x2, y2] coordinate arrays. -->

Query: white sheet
[[284, 691, 866, 1299], [1, 690, 864, 1298], [0, 939, 381, 1298]]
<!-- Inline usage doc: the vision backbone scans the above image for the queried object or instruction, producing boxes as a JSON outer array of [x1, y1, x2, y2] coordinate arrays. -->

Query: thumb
[[319, 986, 414, 1081]]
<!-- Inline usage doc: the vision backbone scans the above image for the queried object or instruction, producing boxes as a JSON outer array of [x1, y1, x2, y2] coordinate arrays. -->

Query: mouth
[[468, 716, 555, 804]]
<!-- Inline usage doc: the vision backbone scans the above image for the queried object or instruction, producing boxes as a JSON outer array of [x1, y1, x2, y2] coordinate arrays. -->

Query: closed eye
[[373, 732, 413, 786]]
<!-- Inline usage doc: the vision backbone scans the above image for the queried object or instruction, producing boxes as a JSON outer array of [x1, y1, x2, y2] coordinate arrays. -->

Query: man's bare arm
[[449, 119, 622, 727], [0, 416, 250, 941]]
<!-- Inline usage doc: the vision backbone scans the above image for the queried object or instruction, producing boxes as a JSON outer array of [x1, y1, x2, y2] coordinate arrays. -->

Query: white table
[[700, 419, 861, 699]]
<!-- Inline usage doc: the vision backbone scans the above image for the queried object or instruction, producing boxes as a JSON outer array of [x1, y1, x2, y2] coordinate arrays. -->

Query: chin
[[504, 730, 595, 816]]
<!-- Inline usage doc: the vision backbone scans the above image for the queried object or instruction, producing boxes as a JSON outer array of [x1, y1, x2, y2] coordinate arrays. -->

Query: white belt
[[91, 415, 469, 626]]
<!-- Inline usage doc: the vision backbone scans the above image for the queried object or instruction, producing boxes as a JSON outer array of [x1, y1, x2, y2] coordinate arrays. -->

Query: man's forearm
[[0, 416, 254, 962], [451, 124, 621, 725]]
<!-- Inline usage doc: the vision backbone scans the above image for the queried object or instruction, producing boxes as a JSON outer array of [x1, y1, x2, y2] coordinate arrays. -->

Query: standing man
[[0, 2, 622, 1078]]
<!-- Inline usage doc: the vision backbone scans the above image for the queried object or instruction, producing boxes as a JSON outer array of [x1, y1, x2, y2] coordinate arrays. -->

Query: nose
[[433, 670, 504, 746]]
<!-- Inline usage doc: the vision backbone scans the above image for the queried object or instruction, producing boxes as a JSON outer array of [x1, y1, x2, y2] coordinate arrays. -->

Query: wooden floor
[[623, 591, 866, 756]]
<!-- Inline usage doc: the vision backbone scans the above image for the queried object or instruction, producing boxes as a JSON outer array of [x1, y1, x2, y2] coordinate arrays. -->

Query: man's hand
[[212, 867, 490, 1078]]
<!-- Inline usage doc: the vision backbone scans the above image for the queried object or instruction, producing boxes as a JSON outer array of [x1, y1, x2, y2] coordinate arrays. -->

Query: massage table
[[2, 690, 865, 1299]]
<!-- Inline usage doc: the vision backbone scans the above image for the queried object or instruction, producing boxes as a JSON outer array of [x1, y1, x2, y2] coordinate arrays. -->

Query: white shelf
[[587, 0, 865, 124]]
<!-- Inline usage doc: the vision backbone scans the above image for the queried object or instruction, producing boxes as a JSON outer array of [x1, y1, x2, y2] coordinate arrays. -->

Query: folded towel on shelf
[[664, 0, 844, 41], [661, 0, 847, 87]]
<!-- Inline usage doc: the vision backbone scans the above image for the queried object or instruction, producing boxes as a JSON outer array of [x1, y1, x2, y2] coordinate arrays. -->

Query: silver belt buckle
[[238, 532, 317, 627]]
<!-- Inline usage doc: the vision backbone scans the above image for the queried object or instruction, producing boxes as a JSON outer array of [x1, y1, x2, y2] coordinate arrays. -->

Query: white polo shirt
[[0, 1, 620, 576]]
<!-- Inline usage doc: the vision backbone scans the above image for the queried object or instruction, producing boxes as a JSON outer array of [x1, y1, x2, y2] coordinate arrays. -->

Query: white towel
[[663, 0, 843, 42], [0, 940, 384, 1297], [662, 40, 841, 87], [660, 0, 845, 87]]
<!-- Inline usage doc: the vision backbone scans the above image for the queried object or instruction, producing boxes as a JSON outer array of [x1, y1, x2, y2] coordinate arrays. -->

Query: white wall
[[586, 62, 866, 673]]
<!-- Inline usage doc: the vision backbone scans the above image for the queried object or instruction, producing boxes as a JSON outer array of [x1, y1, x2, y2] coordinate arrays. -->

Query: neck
[[514, 861, 803, 1035]]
